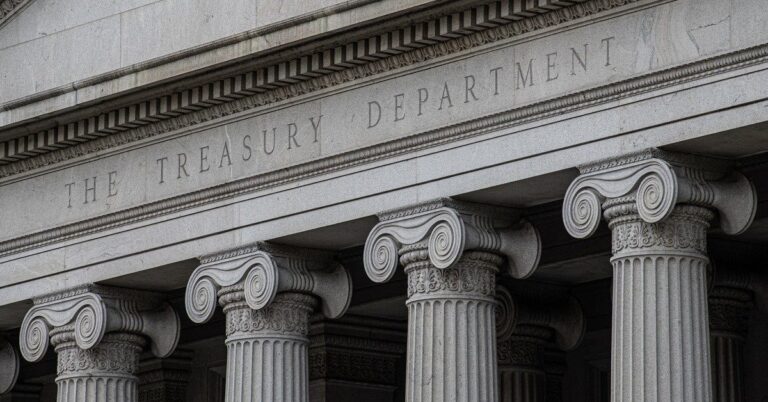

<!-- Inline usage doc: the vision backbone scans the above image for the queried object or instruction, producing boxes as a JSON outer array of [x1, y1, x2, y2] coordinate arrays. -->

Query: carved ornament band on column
[[19, 284, 180, 363], [185, 242, 352, 324], [363, 198, 542, 283], [562, 148, 757, 240]]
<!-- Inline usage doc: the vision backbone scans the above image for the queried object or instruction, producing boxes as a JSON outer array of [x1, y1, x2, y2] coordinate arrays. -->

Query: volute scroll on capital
[[562, 149, 757, 239], [364, 198, 542, 283], [19, 284, 180, 363], [185, 242, 352, 324]]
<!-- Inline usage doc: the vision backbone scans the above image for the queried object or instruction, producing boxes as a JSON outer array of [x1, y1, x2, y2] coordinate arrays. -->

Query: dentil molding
[[19, 284, 180, 363], [562, 149, 757, 240], [364, 198, 541, 283], [0, 0, 638, 167], [0, 0, 31, 28]]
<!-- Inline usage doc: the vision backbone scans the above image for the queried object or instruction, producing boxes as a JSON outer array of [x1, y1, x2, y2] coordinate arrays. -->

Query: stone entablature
[[0, 0, 617, 167], [0, 0, 765, 263]]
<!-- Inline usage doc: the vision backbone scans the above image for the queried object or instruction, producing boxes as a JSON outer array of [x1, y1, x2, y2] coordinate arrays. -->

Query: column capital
[[19, 284, 180, 364], [364, 198, 541, 283], [0, 338, 19, 395], [185, 242, 352, 324], [710, 269, 754, 337], [495, 285, 585, 352], [562, 148, 757, 239]]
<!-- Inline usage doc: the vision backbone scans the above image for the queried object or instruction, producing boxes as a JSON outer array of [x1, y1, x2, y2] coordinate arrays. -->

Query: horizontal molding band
[[0, 37, 766, 257], [0, 0, 594, 165]]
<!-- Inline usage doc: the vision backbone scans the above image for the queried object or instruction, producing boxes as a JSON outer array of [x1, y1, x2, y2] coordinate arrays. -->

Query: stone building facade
[[1, 0, 768, 401]]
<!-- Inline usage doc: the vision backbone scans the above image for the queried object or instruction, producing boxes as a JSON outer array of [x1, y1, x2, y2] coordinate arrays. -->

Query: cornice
[[0, 0, 640, 171], [1, 3, 767, 257], [0, 0, 31, 28], [1, 40, 767, 257]]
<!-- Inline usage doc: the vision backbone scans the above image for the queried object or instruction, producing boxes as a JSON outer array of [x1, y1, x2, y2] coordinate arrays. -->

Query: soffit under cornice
[[0, 0, 639, 176]]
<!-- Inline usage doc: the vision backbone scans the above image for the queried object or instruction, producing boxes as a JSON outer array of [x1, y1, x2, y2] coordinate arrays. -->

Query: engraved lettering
[[394, 93, 405, 121], [438, 82, 453, 110], [490, 67, 503, 96], [464, 75, 478, 103], [108, 171, 118, 197], [546, 52, 559, 82], [65, 182, 75, 208], [287, 123, 300, 149], [219, 140, 232, 167], [177, 153, 190, 179], [242, 135, 252, 161], [310, 115, 323, 143], [83, 177, 97, 204], [156, 157, 168, 184], [200, 146, 210, 173], [263, 128, 276, 155], [602, 36, 615, 66], [368, 101, 382, 128], [418, 88, 429, 116], [571, 44, 588, 76], [516, 58, 535, 89]]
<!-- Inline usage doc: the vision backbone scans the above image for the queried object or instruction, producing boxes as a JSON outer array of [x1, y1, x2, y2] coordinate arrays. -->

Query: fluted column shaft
[[403, 249, 500, 402], [220, 286, 317, 402], [53, 329, 145, 402], [498, 337, 546, 402], [607, 202, 714, 402], [709, 284, 752, 402]]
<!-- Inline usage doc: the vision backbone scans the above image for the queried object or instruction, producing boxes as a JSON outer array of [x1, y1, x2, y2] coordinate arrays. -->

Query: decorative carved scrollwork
[[364, 198, 541, 283], [185, 243, 352, 323], [19, 285, 180, 363], [562, 149, 756, 239]]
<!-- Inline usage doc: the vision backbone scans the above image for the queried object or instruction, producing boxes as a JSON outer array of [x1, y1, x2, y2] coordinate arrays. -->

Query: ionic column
[[19, 285, 181, 402], [138, 349, 193, 402], [495, 285, 584, 402], [185, 243, 352, 402], [363, 198, 542, 402], [0, 338, 19, 396], [709, 271, 753, 402], [562, 149, 757, 402]]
